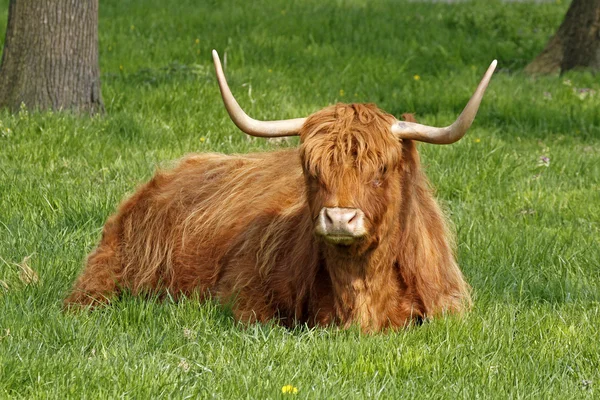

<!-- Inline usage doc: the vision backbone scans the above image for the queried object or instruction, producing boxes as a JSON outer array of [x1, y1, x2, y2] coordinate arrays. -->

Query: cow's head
[[211, 50, 496, 253], [298, 103, 401, 253]]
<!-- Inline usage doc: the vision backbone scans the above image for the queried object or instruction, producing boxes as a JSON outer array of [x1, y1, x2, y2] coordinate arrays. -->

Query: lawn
[[1, 0, 599, 398]]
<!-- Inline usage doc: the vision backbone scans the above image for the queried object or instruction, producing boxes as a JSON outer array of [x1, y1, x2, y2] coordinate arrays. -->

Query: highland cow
[[65, 51, 497, 332]]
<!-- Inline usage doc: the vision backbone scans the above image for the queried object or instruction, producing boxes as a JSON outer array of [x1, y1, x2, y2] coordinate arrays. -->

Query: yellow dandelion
[[281, 385, 299, 394], [413, 74, 421, 81], [119, 65, 124, 71], [339, 89, 345, 97], [268, 69, 273, 73], [200, 137, 206, 143], [474, 138, 481, 143], [195, 38, 200, 45]]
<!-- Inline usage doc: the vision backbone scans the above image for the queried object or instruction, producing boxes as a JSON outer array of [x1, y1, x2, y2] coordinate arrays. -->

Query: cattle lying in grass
[[65, 51, 497, 331]]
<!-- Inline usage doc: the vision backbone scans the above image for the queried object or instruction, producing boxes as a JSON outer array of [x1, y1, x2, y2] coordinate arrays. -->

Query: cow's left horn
[[391, 60, 497, 144], [212, 50, 305, 137]]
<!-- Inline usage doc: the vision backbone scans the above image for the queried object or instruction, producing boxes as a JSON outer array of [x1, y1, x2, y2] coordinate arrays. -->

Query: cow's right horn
[[212, 50, 305, 138]]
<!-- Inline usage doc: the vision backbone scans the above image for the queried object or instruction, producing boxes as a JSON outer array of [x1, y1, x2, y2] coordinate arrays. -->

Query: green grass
[[1, 0, 599, 398]]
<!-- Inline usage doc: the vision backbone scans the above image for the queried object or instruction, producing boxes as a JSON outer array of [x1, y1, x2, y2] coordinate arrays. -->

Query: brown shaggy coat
[[65, 103, 470, 332]]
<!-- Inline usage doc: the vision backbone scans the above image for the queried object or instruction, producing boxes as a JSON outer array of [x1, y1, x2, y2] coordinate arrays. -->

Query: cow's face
[[300, 104, 404, 253]]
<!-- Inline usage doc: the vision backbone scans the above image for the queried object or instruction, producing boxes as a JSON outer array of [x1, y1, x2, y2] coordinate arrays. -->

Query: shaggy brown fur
[[65, 103, 470, 332]]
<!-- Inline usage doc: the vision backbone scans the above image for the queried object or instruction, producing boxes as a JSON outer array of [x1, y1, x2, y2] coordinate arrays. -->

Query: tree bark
[[0, 0, 104, 113], [525, 0, 600, 75]]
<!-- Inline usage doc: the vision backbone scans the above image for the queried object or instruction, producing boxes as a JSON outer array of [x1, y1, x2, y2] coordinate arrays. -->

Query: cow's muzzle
[[315, 207, 367, 245]]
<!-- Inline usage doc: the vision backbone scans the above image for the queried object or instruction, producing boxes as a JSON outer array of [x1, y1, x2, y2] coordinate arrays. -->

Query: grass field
[[1, 0, 599, 398]]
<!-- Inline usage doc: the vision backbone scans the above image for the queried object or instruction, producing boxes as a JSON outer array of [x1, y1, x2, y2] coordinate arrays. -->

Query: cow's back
[[110, 148, 310, 300]]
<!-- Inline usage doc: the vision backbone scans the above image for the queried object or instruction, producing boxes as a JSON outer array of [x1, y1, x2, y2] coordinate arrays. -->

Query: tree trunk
[[525, 0, 600, 75], [0, 0, 104, 113]]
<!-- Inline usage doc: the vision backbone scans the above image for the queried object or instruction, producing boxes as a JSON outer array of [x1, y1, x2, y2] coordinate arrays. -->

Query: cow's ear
[[400, 113, 417, 123]]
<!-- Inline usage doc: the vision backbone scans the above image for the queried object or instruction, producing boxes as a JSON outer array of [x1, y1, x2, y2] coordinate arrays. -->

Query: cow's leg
[[64, 218, 123, 308]]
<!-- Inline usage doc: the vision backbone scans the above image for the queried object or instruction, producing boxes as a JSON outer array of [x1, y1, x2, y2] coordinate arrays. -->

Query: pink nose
[[316, 207, 366, 243], [324, 208, 358, 231]]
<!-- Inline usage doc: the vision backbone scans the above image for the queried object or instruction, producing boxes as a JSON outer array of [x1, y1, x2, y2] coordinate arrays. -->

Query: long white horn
[[212, 50, 305, 137], [391, 60, 497, 144]]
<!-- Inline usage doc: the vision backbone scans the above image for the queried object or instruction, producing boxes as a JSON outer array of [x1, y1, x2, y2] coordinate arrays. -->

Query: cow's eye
[[307, 171, 329, 192], [371, 166, 387, 188]]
